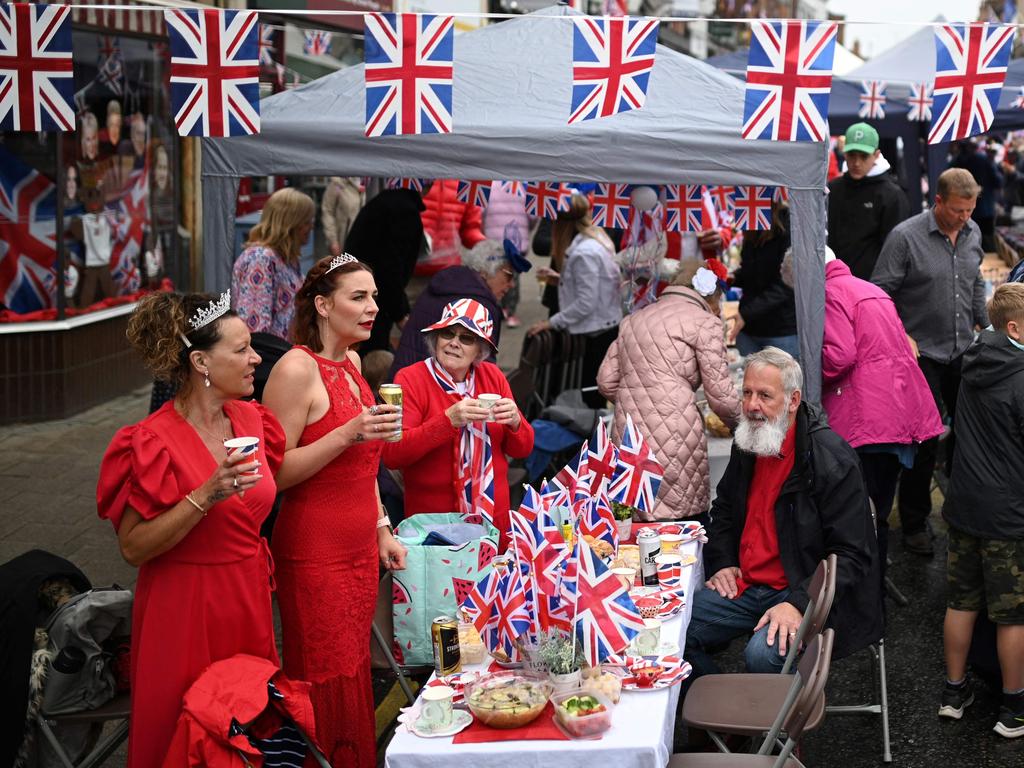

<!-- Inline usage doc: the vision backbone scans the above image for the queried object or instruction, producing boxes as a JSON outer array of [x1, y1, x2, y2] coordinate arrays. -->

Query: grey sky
[[829, 0, 986, 59]]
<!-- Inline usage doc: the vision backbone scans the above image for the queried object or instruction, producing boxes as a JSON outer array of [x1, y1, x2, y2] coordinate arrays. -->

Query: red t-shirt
[[736, 421, 797, 596]]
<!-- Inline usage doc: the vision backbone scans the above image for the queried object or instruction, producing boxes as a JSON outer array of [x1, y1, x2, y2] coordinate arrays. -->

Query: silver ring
[[374, 424, 379, 433], [788, 631, 796, 636], [233, 477, 239, 488], [369, 405, 379, 416]]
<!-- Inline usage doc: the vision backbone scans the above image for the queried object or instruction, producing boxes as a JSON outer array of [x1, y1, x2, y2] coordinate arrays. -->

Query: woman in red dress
[[97, 291, 283, 768], [263, 253, 407, 767]]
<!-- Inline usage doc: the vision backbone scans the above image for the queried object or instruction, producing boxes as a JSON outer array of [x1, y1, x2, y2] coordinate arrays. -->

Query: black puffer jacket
[[944, 330, 1024, 540], [705, 403, 883, 660], [827, 163, 909, 280], [732, 214, 795, 338]]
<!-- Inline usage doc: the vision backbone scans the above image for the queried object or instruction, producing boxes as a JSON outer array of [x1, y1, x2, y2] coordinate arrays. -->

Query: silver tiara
[[179, 290, 231, 349], [326, 252, 358, 274]]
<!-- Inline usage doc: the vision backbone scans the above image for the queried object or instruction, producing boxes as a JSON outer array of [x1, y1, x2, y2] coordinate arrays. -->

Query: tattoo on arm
[[354, 432, 365, 443]]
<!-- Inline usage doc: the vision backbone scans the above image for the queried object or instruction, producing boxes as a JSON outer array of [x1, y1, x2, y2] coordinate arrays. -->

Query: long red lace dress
[[272, 346, 381, 767]]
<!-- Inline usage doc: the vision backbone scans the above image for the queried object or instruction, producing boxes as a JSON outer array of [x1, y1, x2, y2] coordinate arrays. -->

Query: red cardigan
[[382, 360, 534, 549]]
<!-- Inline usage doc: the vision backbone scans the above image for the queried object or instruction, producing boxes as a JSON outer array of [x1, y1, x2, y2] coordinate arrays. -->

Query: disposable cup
[[223, 437, 260, 475], [477, 393, 501, 421], [655, 553, 682, 590], [611, 567, 636, 589], [659, 533, 684, 555]]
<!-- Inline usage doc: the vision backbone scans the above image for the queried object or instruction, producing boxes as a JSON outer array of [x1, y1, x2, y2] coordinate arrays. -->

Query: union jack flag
[[588, 420, 619, 489], [573, 535, 643, 666], [510, 486, 544, 565], [455, 180, 492, 208], [108, 167, 147, 294], [482, 562, 533, 660], [773, 186, 789, 204], [571, 441, 592, 518], [498, 180, 525, 198], [385, 177, 427, 192], [258, 23, 276, 66], [907, 82, 933, 122], [664, 185, 706, 233], [525, 181, 572, 220], [929, 23, 1015, 144], [608, 413, 664, 514], [0, 2, 74, 132], [533, 495, 570, 597], [706, 185, 735, 216], [569, 17, 659, 124], [742, 20, 837, 142], [303, 28, 331, 56], [858, 80, 887, 119], [365, 13, 454, 137], [578, 477, 618, 553], [165, 8, 260, 137], [1014, 86, 1024, 109], [97, 36, 124, 97], [541, 476, 572, 513], [461, 571, 499, 633], [0, 146, 56, 313], [731, 186, 774, 231], [591, 183, 632, 229]]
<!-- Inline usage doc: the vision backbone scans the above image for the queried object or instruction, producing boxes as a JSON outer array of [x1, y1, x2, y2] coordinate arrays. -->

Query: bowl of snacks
[[464, 671, 552, 729], [551, 691, 615, 738], [581, 668, 623, 704]]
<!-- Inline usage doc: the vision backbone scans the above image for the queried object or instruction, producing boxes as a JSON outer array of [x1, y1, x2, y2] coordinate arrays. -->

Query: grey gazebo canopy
[[201, 6, 830, 399]]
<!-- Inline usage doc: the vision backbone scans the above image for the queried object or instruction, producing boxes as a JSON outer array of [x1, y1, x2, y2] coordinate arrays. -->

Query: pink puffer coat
[[597, 286, 741, 521]]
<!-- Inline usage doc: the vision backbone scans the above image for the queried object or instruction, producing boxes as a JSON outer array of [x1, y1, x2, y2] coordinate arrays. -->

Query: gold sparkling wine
[[379, 383, 403, 442]]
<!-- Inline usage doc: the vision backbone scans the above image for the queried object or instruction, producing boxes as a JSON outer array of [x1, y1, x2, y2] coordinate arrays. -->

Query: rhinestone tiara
[[187, 290, 231, 332], [326, 252, 358, 274]]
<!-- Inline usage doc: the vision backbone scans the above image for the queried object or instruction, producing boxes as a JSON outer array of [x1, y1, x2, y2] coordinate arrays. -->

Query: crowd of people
[[95, 119, 1024, 767]]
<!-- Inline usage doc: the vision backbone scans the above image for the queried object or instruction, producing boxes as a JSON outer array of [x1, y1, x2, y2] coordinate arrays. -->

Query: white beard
[[734, 411, 790, 457]]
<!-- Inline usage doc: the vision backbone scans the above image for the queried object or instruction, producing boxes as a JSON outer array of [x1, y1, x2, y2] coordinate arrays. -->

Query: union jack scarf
[[425, 358, 495, 527]]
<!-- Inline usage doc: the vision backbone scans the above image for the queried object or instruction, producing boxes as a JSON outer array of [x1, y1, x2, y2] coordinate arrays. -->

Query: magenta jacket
[[822, 259, 943, 448]]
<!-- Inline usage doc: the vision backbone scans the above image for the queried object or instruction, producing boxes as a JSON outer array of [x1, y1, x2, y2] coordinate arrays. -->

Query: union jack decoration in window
[[663, 185, 706, 233], [164, 9, 261, 137], [0, 2, 74, 132], [0, 145, 57, 313], [97, 36, 124, 97], [731, 186, 774, 231], [365, 13, 454, 137], [525, 181, 572, 220], [742, 20, 837, 142], [929, 23, 1015, 145], [455, 180, 492, 208], [858, 80, 887, 119], [591, 183, 632, 229], [303, 29, 331, 56], [569, 16, 659, 124], [907, 83, 933, 122], [258, 23, 276, 66]]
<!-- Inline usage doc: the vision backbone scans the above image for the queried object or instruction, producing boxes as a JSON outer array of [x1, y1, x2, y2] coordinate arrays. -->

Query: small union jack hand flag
[[303, 29, 331, 56], [365, 13, 454, 137], [165, 8, 261, 137], [731, 186, 774, 231], [858, 80, 887, 119], [0, 2, 74, 132], [608, 413, 664, 514], [573, 535, 643, 666], [511, 486, 544, 565], [664, 185, 706, 233], [455, 180, 492, 208], [1013, 87, 1024, 109], [462, 571, 499, 634], [482, 562, 533, 661], [569, 16, 659, 124], [588, 420, 619, 490], [907, 82, 933, 122], [929, 23, 1015, 145], [578, 477, 618, 553], [591, 183, 632, 229], [525, 182, 572, 220], [742, 20, 837, 142]]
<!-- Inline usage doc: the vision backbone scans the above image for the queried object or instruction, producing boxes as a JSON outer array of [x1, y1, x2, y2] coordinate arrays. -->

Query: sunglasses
[[438, 327, 480, 345]]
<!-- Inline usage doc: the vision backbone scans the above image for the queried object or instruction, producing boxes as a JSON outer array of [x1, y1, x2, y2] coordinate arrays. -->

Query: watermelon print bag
[[391, 513, 499, 665]]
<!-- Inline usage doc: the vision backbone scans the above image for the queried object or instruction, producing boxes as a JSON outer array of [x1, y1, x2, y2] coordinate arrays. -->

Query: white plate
[[410, 709, 474, 738]]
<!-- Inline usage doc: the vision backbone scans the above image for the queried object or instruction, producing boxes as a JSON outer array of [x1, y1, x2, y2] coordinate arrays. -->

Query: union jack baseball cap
[[421, 298, 497, 351]]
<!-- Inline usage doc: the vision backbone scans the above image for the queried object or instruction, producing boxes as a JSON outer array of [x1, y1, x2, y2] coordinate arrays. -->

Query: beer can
[[638, 530, 661, 587], [431, 615, 462, 676], [378, 383, 403, 442]]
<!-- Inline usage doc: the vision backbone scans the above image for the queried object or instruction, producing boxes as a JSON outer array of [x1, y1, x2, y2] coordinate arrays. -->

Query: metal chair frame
[[35, 694, 130, 768]]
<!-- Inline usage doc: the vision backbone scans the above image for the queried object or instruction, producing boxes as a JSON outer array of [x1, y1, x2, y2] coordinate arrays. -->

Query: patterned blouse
[[231, 244, 303, 341]]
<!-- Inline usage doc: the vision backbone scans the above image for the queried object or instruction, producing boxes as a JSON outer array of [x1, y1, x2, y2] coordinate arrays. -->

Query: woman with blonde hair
[[232, 187, 315, 340], [528, 191, 621, 407]]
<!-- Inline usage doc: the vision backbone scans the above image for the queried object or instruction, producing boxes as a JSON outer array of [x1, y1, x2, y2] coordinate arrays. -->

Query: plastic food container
[[551, 690, 615, 738], [457, 621, 486, 665], [464, 671, 552, 729]]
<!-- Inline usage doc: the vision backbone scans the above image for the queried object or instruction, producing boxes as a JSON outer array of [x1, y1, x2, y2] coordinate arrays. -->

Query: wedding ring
[[233, 477, 239, 488]]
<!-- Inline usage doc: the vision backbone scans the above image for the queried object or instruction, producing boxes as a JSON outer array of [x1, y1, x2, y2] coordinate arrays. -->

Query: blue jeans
[[683, 584, 793, 683], [735, 331, 800, 364]]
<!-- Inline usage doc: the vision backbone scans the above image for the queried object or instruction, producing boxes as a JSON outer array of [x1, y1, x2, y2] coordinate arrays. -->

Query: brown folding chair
[[35, 692, 130, 768], [670, 630, 836, 768]]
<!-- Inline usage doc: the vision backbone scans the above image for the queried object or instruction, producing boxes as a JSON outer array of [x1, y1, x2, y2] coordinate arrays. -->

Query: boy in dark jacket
[[939, 283, 1024, 738]]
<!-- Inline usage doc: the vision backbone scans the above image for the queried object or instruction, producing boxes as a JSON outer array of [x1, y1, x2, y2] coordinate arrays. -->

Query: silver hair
[[744, 346, 803, 397], [461, 239, 509, 278], [424, 329, 491, 364]]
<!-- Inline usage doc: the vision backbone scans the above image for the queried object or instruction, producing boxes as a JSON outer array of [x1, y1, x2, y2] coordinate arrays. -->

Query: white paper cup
[[477, 393, 501, 421], [224, 436, 260, 474], [611, 566, 636, 589], [659, 533, 684, 555], [418, 685, 455, 731]]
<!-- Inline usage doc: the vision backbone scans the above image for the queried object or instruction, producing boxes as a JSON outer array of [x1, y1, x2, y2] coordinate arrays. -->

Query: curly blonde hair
[[244, 188, 315, 265]]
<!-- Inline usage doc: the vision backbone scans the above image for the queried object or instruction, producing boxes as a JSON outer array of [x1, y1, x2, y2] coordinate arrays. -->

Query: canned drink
[[638, 530, 661, 587], [431, 615, 462, 675], [378, 383, 403, 442]]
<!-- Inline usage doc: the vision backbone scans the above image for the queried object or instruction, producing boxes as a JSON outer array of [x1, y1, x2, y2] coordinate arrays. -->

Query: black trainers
[[938, 679, 974, 719], [994, 698, 1024, 738], [904, 529, 935, 557]]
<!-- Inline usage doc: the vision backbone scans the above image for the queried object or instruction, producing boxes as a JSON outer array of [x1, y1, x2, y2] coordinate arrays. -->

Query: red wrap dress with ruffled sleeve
[[96, 399, 284, 768]]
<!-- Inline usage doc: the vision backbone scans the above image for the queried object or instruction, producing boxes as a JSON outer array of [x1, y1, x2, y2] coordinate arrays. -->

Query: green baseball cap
[[844, 122, 879, 154]]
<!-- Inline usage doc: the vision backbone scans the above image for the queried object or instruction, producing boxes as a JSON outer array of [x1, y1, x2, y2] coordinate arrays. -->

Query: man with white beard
[[681, 348, 883, 687]]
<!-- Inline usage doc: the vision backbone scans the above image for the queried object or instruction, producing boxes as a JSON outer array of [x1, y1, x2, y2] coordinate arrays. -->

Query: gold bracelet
[[184, 492, 206, 516]]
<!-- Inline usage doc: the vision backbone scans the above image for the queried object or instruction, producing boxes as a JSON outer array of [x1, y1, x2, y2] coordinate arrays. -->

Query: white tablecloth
[[386, 540, 703, 768]]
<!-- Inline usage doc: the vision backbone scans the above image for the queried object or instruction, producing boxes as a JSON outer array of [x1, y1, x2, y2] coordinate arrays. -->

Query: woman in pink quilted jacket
[[597, 260, 740, 521]]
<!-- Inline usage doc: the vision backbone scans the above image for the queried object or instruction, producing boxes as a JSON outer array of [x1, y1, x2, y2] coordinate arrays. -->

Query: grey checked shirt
[[871, 209, 988, 364]]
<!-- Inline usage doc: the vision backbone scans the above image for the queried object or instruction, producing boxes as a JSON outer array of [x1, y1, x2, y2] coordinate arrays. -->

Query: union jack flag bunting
[[858, 80, 887, 119], [569, 17, 659, 124], [929, 23, 1016, 144], [1014, 87, 1024, 109], [258, 23, 276, 66], [588, 420, 619, 489], [97, 36, 124, 97], [706, 185, 735, 216], [573, 536, 643, 666], [0, 2, 74, 132], [664, 185, 706, 233], [608, 413, 664, 514], [0, 145, 57, 313], [385, 177, 427, 191], [303, 29, 331, 56], [907, 82, 933, 122], [165, 8, 261, 137], [364, 13, 454, 137], [591, 183, 632, 229], [742, 20, 837, 142], [525, 182, 572, 220], [731, 186, 774, 231], [455, 180, 492, 208]]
